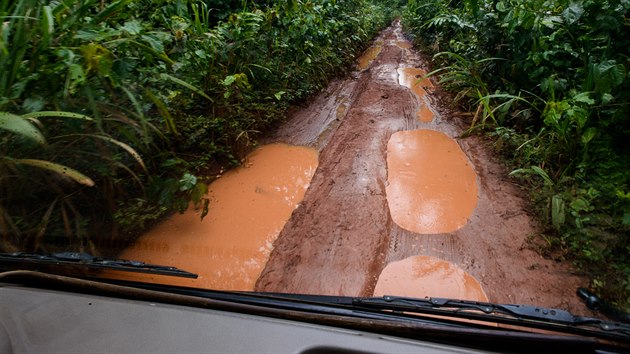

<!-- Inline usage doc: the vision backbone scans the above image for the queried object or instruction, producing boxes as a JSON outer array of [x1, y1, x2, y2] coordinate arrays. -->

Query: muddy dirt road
[[256, 21, 589, 314], [118, 21, 591, 315]]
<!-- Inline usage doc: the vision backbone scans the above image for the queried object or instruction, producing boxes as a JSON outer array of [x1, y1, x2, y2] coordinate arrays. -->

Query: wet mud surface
[[258, 21, 591, 315], [386, 130, 477, 234], [108, 144, 317, 290], [373, 256, 488, 301]]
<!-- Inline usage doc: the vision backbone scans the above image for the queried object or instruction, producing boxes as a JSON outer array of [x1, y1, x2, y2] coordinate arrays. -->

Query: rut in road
[[256, 21, 590, 315]]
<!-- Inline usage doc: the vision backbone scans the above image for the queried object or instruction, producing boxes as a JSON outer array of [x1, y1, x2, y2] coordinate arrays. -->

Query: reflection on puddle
[[397, 67, 434, 122], [386, 130, 477, 234], [417, 104, 434, 123], [357, 45, 382, 70], [107, 143, 318, 290], [373, 255, 488, 301], [395, 40, 412, 49], [336, 97, 349, 119]]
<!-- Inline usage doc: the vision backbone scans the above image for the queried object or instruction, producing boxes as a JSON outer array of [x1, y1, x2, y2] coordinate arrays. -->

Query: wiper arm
[[0, 252, 198, 279], [352, 295, 630, 338], [577, 287, 630, 324]]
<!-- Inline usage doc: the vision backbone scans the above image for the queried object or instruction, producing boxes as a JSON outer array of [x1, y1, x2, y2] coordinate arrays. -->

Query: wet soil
[[386, 130, 478, 234], [257, 21, 591, 315], [373, 255, 488, 301], [107, 144, 318, 290]]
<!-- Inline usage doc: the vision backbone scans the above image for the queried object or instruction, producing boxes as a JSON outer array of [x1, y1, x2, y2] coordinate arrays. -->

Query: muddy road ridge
[[258, 21, 589, 314]]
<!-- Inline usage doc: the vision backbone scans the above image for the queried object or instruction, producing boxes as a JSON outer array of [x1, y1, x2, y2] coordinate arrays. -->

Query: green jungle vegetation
[[2, 0, 628, 308], [0, 0, 394, 253], [402, 0, 629, 305]]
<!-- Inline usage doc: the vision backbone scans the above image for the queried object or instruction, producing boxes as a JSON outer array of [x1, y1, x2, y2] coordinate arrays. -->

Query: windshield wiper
[[577, 287, 630, 324], [352, 295, 630, 340], [0, 252, 197, 279]]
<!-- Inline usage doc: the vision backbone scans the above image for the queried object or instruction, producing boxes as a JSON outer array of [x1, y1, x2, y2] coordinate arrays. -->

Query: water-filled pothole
[[373, 255, 488, 301], [395, 40, 412, 49], [357, 45, 382, 70], [107, 143, 318, 290], [397, 67, 434, 122], [386, 130, 477, 234]]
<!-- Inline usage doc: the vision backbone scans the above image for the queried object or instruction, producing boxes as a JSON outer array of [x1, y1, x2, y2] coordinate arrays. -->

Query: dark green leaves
[[0, 112, 45, 144]]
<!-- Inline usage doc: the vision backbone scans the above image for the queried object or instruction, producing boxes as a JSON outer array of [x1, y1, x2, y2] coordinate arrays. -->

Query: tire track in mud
[[257, 21, 591, 315]]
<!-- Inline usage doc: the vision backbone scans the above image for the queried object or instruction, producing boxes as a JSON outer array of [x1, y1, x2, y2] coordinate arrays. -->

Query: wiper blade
[[352, 295, 630, 339], [0, 252, 198, 279], [577, 287, 630, 324]]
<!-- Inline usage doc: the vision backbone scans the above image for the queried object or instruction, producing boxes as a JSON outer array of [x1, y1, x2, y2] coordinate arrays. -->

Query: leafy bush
[[403, 0, 630, 305], [0, 0, 392, 253]]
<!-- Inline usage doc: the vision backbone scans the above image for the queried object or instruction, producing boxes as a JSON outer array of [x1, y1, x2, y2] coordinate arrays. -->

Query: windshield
[[1, 0, 628, 331]]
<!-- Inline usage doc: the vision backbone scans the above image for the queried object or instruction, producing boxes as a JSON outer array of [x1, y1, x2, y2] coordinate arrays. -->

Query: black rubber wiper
[[577, 287, 630, 324], [352, 295, 630, 340], [0, 252, 197, 279]]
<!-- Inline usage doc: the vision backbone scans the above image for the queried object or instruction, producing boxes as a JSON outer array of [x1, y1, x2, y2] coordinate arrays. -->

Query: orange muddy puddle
[[357, 45, 382, 70], [395, 40, 412, 49], [417, 103, 434, 123], [105, 143, 318, 290], [398, 67, 434, 122], [373, 256, 488, 301], [386, 130, 478, 234]]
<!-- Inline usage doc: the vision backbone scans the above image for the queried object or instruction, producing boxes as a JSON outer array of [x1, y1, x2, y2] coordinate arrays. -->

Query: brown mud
[[257, 21, 591, 315], [398, 67, 434, 122], [357, 45, 383, 70]]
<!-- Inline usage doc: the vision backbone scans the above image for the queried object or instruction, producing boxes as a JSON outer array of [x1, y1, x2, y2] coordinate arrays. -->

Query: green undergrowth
[[0, 0, 393, 254], [403, 0, 630, 306]]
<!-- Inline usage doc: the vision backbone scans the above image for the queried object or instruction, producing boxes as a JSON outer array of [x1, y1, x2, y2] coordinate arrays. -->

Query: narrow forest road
[[256, 21, 590, 315]]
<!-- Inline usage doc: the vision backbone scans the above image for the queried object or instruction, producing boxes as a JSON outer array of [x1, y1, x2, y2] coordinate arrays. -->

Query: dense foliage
[[403, 0, 630, 304], [0, 0, 392, 254]]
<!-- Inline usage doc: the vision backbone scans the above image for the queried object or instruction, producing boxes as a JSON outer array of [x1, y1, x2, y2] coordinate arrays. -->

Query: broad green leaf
[[541, 16, 562, 29], [40, 5, 54, 46], [141, 34, 164, 53], [22, 97, 45, 113], [223, 75, 237, 86], [14, 159, 94, 187], [121, 20, 142, 35], [567, 106, 588, 129], [601, 93, 614, 104], [581, 127, 597, 145], [0, 112, 45, 144], [562, 2, 584, 24], [274, 91, 286, 100], [570, 197, 589, 212], [551, 194, 565, 229], [178, 173, 197, 191], [573, 92, 594, 105]]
